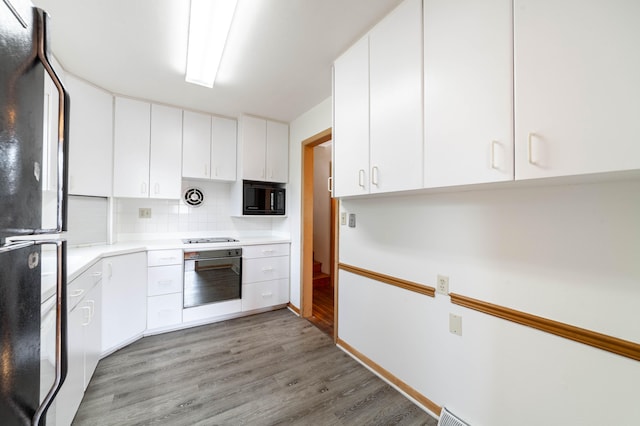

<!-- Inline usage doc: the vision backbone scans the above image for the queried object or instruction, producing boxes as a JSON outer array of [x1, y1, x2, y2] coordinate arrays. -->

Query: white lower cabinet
[[101, 252, 147, 354], [146, 250, 183, 331], [242, 244, 290, 312], [147, 293, 183, 330], [242, 279, 289, 312], [56, 263, 102, 426]]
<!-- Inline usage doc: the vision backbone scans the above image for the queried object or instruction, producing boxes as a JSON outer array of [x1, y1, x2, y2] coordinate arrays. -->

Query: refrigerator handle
[[32, 240, 68, 426], [35, 8, 69, 233]]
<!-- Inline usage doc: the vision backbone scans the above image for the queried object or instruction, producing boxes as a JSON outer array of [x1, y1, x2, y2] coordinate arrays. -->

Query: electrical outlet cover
[[449, 313, 462, 336], [437, 275, 449, 295]]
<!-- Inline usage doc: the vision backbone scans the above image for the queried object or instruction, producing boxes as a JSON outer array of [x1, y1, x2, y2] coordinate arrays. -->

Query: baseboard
[[287, 302, 301, 315], [336, 337, 441, 419]]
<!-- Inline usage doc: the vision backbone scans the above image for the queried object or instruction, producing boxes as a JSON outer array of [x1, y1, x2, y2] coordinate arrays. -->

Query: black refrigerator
[[1, 0, 69, 424]]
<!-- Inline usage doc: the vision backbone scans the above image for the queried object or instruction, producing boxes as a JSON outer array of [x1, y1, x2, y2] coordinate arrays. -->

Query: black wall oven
[[243, 180, 285, 215], [183, 249, 242, 308]]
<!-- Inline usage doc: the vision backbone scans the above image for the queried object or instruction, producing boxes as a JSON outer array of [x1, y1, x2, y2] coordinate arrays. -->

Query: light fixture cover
[[185, 0, 238, 88]]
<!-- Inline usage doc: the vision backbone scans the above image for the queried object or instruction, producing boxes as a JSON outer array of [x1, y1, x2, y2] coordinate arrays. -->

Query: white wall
[[284, 96, 333, 308], [313, 142, 332, 273], [338, 178, 640, 425], [114, 179, 278, 241]]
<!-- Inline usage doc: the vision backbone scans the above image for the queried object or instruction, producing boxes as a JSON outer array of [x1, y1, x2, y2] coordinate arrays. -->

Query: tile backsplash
[[115, 180, 282, 240]]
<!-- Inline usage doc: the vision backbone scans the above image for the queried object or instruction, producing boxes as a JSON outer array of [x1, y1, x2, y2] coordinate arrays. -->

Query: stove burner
[[181, 237, 239, 244]]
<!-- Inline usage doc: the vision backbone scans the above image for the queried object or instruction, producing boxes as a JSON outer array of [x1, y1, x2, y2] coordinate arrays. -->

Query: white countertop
[[41, 235, 291, 302]]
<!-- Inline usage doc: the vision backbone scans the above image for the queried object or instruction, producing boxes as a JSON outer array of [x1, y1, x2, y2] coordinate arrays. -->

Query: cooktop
[[181, 237, 239, 244]]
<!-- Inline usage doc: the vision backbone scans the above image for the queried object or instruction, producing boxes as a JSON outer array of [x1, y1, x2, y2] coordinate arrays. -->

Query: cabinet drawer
[[242, 244, 289, 259], [67, 261, 102, 310], [147, 249, 182, 266], [147, 293, 183, 330], [241, 279, 289, 311], [243, 256, 289, 283], [147, 265, 183, 296]]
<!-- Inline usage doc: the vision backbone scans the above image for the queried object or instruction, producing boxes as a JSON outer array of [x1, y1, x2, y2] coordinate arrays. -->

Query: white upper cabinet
[[183, 111, 237, 181], [369, 0, 423, 193], [113, 97, 151, 198], [266, 120, 289, 183], [514, 0, 640, 179], [333, 0, 423, 197], [150, 104, 183, 199], [211, 116, 237, 181], [65, 75, 113, 197], [241, 116, 268, 181], [424, 0, 513, 188], [333, 36, 370, 197], [241, 116, 288, 183], [182, 110, 211, 180]]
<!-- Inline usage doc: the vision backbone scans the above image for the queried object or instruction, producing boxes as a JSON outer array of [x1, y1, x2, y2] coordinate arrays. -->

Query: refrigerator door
[[0, 241, 42, 423], [0, 240, 67, 426], [0, 2, 69, 241]]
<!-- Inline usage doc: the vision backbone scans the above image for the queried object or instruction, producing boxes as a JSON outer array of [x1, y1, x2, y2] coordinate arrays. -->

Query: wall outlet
[[341, 212, 347, 226], [348, 213, 356, 228], [139, 208, 152, 219], [436, 274, 449, 295], [449, 313, 462, 336]]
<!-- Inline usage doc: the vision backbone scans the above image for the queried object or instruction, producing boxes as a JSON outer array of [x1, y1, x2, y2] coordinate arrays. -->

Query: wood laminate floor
[[73, 309, 437, 426]]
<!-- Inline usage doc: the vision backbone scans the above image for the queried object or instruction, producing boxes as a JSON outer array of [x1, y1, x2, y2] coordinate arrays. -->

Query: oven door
[[183, 255, 241, 308]]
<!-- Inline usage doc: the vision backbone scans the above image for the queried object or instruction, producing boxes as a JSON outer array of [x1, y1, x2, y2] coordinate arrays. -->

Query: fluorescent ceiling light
[[185, 0, 238, 88]]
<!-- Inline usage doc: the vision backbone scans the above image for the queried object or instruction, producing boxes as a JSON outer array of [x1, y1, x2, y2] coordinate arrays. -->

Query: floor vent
[[438, 407, 470, 426]]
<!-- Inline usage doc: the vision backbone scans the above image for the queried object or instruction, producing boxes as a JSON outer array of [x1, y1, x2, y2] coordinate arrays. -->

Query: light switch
[[348, 213, 356, 228]]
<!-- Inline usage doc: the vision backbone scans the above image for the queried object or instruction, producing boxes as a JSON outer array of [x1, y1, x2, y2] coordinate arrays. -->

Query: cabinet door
[[56, 303, 85, 426], [333, 36, 370, 197], [113, 97, 151, 197], [182, 110, 211, 179], [66, 75, 113, 197], [147, 293, 183, 330], [83, 283, 102, 389], [150, 104, 182, 198], [369, 0, 423, 193], [101, 252, 147, 353], [242, 116, 267, 181], [265, 121, 289, 183], [514, 0, 640, 179], [211, 116, 237, 181], [424, 0, 513, 188]]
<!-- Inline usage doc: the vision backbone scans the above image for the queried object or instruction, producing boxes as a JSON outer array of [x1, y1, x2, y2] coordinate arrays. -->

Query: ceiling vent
[[184, 187, 204, 207]]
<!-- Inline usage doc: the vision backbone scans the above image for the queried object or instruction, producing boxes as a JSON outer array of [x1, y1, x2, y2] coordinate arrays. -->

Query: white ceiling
[[33, 0, 403, 123]]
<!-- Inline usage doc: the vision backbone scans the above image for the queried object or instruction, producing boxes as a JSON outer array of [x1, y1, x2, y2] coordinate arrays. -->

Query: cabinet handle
[[158, 280, 173, 285], [70, 289, 84, 298], [215, 167, 218, 177], [262, 266, 274, 272], [528, 132, 537, 165], [86, 299, 95, 318], [141, 182, 147, 194], [204, 164, 208, 177], [262, 168, 266, 179], [262, 249, 275, 254], [491, 140, 499, 170], [371, 166, 379, 186], [106, 262, 113, 279], [358, 169, 365, 188], [261, 292, 273, 298], [154, 183, 160, 194], [81, 306, 91, 326], [327, 176, 333, 194]]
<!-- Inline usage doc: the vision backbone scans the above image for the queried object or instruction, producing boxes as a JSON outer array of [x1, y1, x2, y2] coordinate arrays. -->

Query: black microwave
[[243, 180, 286, 215]]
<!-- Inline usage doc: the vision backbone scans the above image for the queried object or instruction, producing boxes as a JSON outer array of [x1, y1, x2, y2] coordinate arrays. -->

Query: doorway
[[300, 128, 337, 340]]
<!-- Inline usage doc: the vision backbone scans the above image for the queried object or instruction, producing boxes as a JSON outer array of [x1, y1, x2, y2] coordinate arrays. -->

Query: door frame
[[300, 127, 337, 339]]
